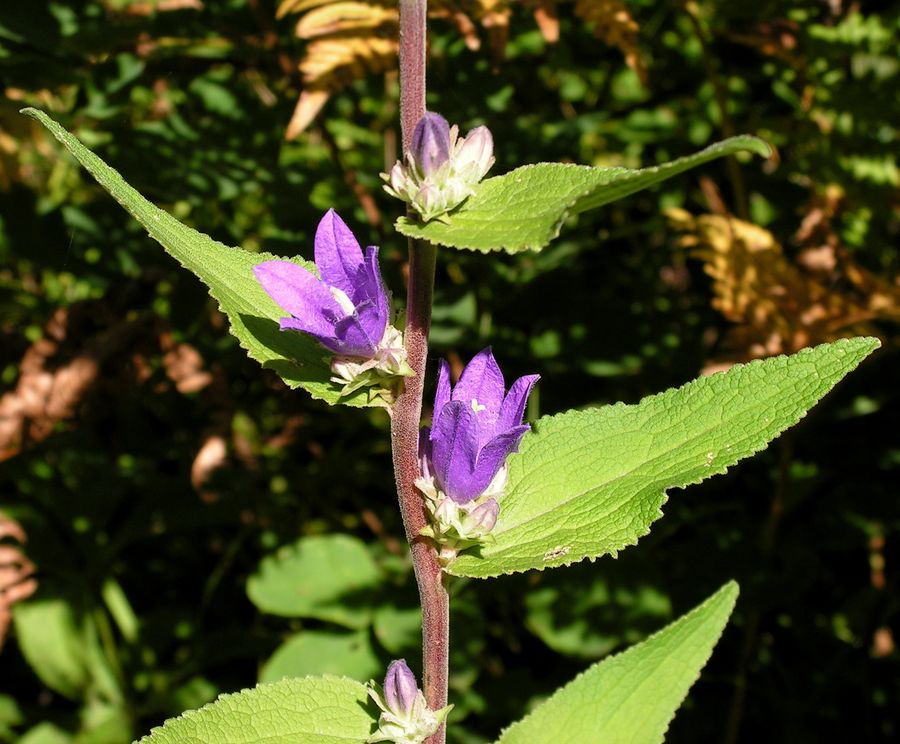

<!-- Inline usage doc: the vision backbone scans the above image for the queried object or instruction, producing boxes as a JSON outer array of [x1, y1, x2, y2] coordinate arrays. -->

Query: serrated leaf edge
[[396, 135, 773, 254], [448, 337, 880, 578], [134, 675, 372, 743], [21, 107, 375, 408], [493, 581, 740, 744]]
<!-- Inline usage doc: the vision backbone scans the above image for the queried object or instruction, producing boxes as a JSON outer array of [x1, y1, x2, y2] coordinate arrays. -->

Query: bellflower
[[383, 112, 495, 222], [253, 209, 410, 402], [417, 348, 539, 557], [367, 659, 452, 744]]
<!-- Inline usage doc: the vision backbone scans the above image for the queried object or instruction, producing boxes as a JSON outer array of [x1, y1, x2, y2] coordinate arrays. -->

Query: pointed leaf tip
[[495, 581, 740, 744], [450, 338, 879, 578], [396, 135, 774, 253], [23, 109, 385, 408]]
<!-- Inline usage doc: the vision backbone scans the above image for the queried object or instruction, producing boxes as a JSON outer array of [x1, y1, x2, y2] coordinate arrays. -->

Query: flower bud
[[411, 112, 451, 177], [367, 660, 452, 743], [381, 113, 496, 222], [389, 161, 410, 196], [454, 126, 494, 181], [465, 498, 499, 534], [415, 183, 442, 219], [384, 659, 419, 718]]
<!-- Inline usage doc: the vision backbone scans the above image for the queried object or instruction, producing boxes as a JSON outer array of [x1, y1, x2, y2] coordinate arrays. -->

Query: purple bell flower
[[421, 348, 539, 505], [253, 209, 389, 358]]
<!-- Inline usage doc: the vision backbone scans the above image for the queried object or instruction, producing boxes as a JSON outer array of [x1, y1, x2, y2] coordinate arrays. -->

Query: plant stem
[[391, 3, 449, 744], [399, 0, 427, 154]]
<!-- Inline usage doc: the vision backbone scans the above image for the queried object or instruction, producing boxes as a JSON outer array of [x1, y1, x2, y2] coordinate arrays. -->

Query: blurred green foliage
[[0, 1, 897, 743]]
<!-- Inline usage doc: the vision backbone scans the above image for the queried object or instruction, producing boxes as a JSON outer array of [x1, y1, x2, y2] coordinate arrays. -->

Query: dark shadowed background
[[0, 1, 898, 742]]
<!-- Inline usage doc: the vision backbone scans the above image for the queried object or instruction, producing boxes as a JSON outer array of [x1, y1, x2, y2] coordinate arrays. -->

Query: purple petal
[[313, 209, 364, 297], [463, 425, 530, 500], [431, 400, 480, 503], [279, 316, 338, 348], [411, 112, 451, 177], [330, 312, 379, 356], [498, 374, 540, 431], [253, 260, 340, 337], [452, 347, 505, 414], [384, 660, 418, 715], [353, 246, 388, 341], [433, 360, 452, 419]]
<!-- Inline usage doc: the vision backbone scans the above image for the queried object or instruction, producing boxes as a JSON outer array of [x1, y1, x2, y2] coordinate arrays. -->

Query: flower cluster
[[417, 348, 539, 559], [253, 209, 411, 403], [383, 112, 494, 223], [367, 660, 452, 744]]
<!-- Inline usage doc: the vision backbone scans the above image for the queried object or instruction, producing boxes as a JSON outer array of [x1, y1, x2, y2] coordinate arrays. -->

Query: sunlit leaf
[[496, 582, 739, 744], [396, 136, 772, 253], [135, 677, 375, 744], [22, 108, 375, 408], [449, 338, 879, 578]]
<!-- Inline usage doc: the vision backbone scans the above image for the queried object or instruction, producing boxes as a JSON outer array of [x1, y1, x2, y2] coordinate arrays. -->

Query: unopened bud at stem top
[[382, 111, 495, 222], [410, 112, 451, 178]]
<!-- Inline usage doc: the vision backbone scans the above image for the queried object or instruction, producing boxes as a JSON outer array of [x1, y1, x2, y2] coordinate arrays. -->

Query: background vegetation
[[0, 1, 897, 742]]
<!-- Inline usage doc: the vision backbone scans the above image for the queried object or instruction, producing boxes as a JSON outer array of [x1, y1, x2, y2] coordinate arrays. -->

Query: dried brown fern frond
[[666, 208, 900, 366], [295, 1, 396, 38], [101, 0, 204, 14], [469, 0, 512, 61], [528, 0, 560, 43], [0, 513, 36, 652], [280, 0, 645, 137], [287, 33, 398, 139], [280, 0, 398, 138], [431, 0, 510, 53], [573, 0, 646, 84]]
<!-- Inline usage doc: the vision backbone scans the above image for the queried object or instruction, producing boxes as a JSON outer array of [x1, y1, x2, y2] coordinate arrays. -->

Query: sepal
[[382, 112, 495, 223], [330, 325, 414, 407], [416, 468, 506, 564], [366, 661, 453, 744]]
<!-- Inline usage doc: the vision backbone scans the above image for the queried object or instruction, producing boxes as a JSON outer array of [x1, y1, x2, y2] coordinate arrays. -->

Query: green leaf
[[247, 535, 382, 628], [12, 599, 90, 700], [135, 677, 375, 744], [18, 724, 74, 744], [524, 559, 671, 660], [449, 338, 879, 578], [495, 581, 739, 744], [0, 694, 24, 740], [21, 108, 371, 408], [260, 630, 382, 684], [12, 595, 123, 704], [396, 136, 772, 253], [75, 704, 133, 744], [372, 605, 421, 655]]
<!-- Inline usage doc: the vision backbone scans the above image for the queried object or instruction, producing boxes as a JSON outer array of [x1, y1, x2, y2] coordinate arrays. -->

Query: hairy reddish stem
[[391, 3, 449, 744], [398, 0, 427, 153]]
